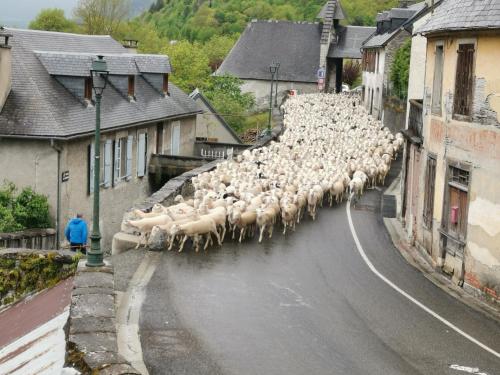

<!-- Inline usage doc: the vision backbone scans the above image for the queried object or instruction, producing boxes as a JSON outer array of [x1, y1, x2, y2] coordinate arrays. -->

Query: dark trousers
[[70, 243, 86, 254]]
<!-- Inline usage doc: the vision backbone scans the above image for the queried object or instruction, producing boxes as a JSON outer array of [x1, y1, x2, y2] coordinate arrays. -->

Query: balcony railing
[[408, 99, 423, 140]]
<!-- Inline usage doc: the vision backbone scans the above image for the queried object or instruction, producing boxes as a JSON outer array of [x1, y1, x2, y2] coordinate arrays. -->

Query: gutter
[[49, 139, 62, 249]]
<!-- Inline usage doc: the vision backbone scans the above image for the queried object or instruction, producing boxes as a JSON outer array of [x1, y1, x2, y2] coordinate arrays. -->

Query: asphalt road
[[139, 172, 500, 375]]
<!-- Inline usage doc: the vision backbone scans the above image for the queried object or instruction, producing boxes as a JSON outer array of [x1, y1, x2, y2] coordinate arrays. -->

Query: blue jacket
[[65, 218, 88, 245]]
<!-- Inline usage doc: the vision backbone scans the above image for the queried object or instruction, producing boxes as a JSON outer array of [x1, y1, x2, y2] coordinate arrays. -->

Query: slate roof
[[317, 0, 346, 20], [0, 28, 196, 139], [328, 26, 375, 59], [362, 2, 425, 48], [189, 89, 242, 144], [216, 20, 321, 83], [417, 0, 500, 34]]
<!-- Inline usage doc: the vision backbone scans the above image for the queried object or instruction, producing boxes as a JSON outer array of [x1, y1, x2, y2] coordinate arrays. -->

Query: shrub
[[390, 39, 412, 100], [342, 60, 361, 87]]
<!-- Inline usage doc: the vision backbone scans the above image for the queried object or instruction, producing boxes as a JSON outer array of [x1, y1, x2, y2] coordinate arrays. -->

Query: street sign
[[318, 78, 325, 84], [317, 67, 326, 79]]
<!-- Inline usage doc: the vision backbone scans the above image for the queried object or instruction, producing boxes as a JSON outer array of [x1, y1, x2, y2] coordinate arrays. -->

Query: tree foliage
[[29, 8, 79, 33], [0, 182, 51, 233], [342, 60, 361, 87], [390, 39, 411, 100], [74, 0, 131, 35]]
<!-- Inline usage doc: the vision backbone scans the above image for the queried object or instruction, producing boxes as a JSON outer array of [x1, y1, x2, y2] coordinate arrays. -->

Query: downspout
[[50, 139, 62, 249]]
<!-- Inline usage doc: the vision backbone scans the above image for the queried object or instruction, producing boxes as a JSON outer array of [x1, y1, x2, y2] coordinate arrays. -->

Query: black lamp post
[[87, 55, 109, 268], [274, 62, 280, 107], [268, 62, 279, 134]]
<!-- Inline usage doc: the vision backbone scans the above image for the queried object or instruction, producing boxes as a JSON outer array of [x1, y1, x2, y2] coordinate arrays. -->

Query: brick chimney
[[0, 27, 12, 112], [122, 39, 138, 54]]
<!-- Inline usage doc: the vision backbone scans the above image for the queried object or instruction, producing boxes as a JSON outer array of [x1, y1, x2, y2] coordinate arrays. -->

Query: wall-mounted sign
[[61, 171, 69, 182], [317, 67, 326, 79]]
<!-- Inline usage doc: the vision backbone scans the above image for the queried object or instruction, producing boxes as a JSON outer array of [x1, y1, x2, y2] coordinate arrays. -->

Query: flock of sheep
[[124, 93, 403, 252]]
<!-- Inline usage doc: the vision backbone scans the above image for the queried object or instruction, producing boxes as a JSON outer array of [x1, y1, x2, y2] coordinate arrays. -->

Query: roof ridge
[[6, 27, 112, 38]]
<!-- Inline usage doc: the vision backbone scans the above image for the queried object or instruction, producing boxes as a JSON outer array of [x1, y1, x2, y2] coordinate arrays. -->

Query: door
[[171, 121, 180, 156], [156, 123, 163, 154]]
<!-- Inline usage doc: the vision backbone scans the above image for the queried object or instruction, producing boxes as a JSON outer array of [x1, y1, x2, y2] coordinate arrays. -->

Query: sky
[[1, 0, 80, 28]]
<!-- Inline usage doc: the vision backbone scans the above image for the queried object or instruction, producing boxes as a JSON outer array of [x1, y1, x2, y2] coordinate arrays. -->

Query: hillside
[[142, 0, 398, 42]]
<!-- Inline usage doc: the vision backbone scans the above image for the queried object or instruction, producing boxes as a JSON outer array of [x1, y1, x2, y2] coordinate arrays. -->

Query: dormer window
[[163, 73, 169, 95], [128, 75, 135, 98], [84, 77, 93, 101]]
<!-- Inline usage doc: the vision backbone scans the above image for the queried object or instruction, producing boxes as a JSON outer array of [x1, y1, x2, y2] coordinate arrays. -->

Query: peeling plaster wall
[[413, 34, 500, 290]]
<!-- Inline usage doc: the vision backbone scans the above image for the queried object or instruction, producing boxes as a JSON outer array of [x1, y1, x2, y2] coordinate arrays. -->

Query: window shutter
[[89, 143, 95, 193], [126, 135, 133, 179], [453, 44, 475, 117], [104, 140, 112, 188], [137, 133, 146, 177], [114, 139, 121, 183]]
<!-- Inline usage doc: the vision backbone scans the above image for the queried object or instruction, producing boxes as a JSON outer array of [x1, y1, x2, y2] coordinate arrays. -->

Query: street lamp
[[274, 62, 280, 107], [87, 55, 109, 268], [268, 62, 279, 135]]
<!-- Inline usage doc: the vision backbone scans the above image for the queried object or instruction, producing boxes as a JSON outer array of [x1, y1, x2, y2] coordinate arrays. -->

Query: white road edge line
[[346, 200, 500, 359]]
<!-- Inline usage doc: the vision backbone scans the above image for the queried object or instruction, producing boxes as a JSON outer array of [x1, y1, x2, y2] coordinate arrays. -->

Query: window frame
[[431, 42, 444, 116], [128, 75, 136, 98], [452, 40, 476, 121]]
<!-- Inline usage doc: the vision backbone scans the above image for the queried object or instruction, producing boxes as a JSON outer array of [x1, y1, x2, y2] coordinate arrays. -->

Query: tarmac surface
[[115, 163, 500, 375]]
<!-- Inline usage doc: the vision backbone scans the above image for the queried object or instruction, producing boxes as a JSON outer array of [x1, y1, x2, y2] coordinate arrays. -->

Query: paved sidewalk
[[382, 174, 500, 322]]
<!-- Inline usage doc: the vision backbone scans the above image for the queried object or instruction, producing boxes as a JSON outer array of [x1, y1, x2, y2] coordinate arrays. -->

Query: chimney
[[122, 39, 138, 54], [0, 27, 12, 112]]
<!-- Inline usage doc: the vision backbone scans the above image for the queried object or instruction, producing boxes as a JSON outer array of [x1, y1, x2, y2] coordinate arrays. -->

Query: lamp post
[[87, 55, 109, 268], [268, 62, 278, 135], [274, 62, 280, 107]]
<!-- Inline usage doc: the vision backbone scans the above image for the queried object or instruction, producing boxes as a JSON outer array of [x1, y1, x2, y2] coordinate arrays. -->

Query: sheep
[[170, 217, 220, 252], [256, 207, 276, 242], [127, 215, 172, 249]]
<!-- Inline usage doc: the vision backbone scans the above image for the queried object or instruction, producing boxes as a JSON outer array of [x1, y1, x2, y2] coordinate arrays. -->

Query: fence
[[200, 147, 234, 159], [0, 228, 56, 250]]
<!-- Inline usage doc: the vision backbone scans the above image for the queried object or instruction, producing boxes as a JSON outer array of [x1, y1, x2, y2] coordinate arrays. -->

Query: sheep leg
[[269, 224, 274, 239], [204, 234, 211, 251], [178, 235, 188, 253], [214, 229, 221, 246], [239, 227, 245, 243], [259, 225, 265, 243], [221, 224, 227, 243]]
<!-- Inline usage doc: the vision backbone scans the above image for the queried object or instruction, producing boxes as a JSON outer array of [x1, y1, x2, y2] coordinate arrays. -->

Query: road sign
[[318, 78, 325, 84], [317, 67, 326, 79]]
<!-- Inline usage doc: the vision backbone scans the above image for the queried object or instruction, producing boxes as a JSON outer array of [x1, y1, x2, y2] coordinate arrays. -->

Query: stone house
[[189, 88, 242, 145], [216, 1, 374, 109], [402, 0, 500, 294], [361, 1, 425, 124], [0, 28, 199, 250]]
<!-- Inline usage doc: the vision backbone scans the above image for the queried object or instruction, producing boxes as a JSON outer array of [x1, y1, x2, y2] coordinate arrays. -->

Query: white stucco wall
[[241, 79, 318, 111], [362, 48, 385, 119]]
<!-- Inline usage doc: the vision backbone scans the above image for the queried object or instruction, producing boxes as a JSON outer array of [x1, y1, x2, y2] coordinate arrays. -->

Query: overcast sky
[[1, 0, 80, 28]]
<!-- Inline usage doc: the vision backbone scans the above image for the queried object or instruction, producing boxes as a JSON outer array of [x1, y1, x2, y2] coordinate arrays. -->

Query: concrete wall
[[193, 98, 240, 144], [241, 79, 317, 111], [0, 44, 12, 111], [409, 34, 500, 293], [0, 115, 197, 251]]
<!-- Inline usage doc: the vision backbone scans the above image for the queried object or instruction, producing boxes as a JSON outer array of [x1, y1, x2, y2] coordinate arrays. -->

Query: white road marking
[[346, 201, 500, 359], [449, 364, 488, 374]]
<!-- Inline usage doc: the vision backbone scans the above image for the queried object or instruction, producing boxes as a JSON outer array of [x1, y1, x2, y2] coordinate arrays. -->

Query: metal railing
[[408, 99, 423, 139], [200, 147, 234, 160]]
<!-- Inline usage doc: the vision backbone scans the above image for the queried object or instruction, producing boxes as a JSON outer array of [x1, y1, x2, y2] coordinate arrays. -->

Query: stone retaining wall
[[0, 228, 56, 251]]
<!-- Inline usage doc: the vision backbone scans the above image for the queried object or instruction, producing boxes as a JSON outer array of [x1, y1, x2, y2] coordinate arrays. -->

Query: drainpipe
[[50, 139, 62, 249]]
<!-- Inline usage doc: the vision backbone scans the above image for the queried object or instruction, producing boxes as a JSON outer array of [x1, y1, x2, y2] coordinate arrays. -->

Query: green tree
[[203, 75, 255, 132], [115, 19, 168, 53], [390, 39, 411, 100], [203, 34, 237, 71], [162, 40, 211, 92], [13, 188, 51, 230], [75, 0, 131, 35], [29, 8, 79, 33]]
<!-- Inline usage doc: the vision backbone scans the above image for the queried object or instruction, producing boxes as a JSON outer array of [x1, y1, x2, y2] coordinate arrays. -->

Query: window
[[114, 136, 132, 183], [362, 50, 376, 73], [88, 140, 112, 193], [137, 132, 148, 177], [443, 164, 470, 240], [156, 123, 163, 154], [128, 75, 135, 98], [431, 44, 444, 115], [423, 154, 437, 228], [84, 77, 93, 101], [453, 43, 475, 119], [163, 73, 169, 95]]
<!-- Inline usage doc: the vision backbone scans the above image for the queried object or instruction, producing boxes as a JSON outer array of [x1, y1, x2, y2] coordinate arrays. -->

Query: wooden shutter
[[114, 139, 121, 183], [432, 45, 444, 115], [126, 135, 133, 178], [104, 140, 112, 188], [453, 44, 475, 118], [137, 133, 146, 177], [89, 143, 95, 193], [128, 75, 135, 97], [423, 156, 436, 228]]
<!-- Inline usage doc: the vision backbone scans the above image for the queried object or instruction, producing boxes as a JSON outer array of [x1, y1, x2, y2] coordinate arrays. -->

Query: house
[[402, 0, 500, 293], [216, 1, 374, 109], [0, 27, 199, 250], [361, 1, 425, 125], [189, 88, 242, 145]]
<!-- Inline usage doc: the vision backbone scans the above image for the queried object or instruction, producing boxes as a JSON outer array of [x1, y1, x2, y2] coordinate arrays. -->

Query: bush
[[0, 182, 51, 233], [390, 39, 412, 100], [343, 60, 361, 87]]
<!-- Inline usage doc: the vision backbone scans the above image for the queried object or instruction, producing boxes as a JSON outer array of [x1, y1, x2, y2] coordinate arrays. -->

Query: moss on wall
[[0, 251, 80, 306]]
